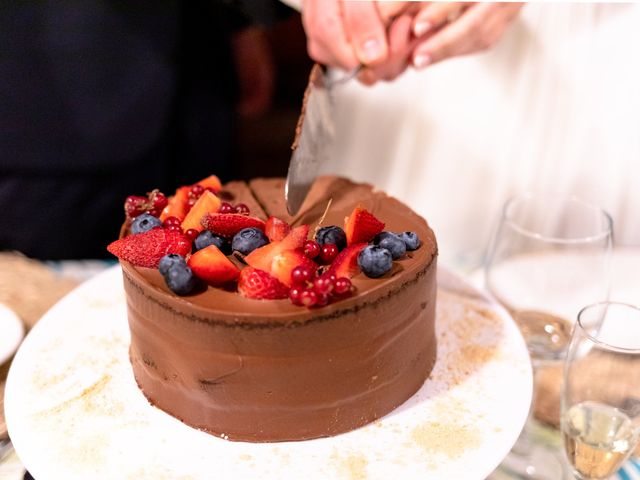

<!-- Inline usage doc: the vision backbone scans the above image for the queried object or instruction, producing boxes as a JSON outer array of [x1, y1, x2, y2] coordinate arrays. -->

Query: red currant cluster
[[162, 216, 199, 241], [125, 189, 168, 218], [302, 240, 338, 264], [288, 265, 353, 308], [219, 202, 250, 215]]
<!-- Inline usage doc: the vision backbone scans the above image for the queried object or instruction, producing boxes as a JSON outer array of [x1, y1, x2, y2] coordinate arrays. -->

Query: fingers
[[340, 0, 389, 66], [357, 13, 413, 85], [376, 1, 411, 25], [412, 2, 466, 37], [412, 3, 523, 68], [302, 0, 360, 70]]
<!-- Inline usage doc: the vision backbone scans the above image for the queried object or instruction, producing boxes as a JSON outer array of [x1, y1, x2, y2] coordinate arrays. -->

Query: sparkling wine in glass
[[485, 193, 613, 479], [562, 302, 640, 480]]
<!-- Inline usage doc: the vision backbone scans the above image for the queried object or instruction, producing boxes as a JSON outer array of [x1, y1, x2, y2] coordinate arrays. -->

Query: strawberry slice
[[344, 206, 385, 245], [201, 213, 266, 238], [181, 191, 221, 233], [107, 229, 191, 268], [270, 250, 318, 287], [188, 244, 240, 285], [245, 224, 310, 272], [238, 267, 290, 300], [328, 243, 367, 278], [196, 174, 222, 193], [265, 216, 291, 242], [160, 186, 191, 222]]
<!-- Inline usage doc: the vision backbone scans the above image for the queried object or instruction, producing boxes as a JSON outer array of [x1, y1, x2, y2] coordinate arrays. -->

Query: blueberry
[[232, 227, 269, 255], [131, 213, 162, 235], [373, 232, 406, 260], [357, 245, 393, 278], [400, 231, 421, 251], [158, 253, 187, 276], [164, 264, 197, 295], [194, 230, 230, 254], [315, 226, 347, 251]]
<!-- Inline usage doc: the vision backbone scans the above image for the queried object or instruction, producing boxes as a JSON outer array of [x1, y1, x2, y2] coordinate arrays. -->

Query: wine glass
[[562, 302, 640, 480], [485, 193, 613, 479]]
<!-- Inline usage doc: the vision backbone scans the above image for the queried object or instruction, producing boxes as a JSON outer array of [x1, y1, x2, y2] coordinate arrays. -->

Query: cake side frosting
[[121, 176, 438, 441]]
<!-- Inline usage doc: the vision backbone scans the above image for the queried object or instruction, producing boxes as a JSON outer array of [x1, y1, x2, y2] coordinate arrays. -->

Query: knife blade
[[285, 64, 349, 216]]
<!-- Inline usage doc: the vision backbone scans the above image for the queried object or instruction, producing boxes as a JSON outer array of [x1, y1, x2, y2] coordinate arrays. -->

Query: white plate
[[0, 303, 24, 366], [5, 266, 532, 480]]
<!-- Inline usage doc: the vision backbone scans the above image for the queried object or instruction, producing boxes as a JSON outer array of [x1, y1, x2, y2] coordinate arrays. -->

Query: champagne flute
[[562, 302, 640, 480], [485, 193, 613, 478]]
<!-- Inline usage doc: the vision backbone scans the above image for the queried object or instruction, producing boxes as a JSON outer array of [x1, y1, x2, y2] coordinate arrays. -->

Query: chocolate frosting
[[122, 176, 438, 442]]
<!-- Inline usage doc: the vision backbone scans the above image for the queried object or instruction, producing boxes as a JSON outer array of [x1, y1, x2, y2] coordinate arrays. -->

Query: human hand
[[410, 2, 524, 69], [301, 0, 410, 71]]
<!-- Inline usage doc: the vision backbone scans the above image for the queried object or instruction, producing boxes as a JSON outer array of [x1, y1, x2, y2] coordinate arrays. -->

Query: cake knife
[[285, 64, 357, 216]]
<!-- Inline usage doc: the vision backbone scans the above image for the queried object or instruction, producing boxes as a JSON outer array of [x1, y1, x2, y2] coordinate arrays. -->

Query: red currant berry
[[185, 228, 199, 241], [219, 202, 235, 214], [315, 292, 331, 307], [291, 265, 314, 286], [333, 277, 352, 295], [166, 224, 183, 234], [289, 286, 304, 306], [124, 195, 147, 218], [151, 191, 168, 210], [319, 243, 339, 264], [303, 240, 321, 259], [190, 184, 205, 197], [300, 289, 318, 307], [234, 203, 250, 215], [187, 197, 197, 207], [313, 275, 333, 295], [163, 216, 181, 227]]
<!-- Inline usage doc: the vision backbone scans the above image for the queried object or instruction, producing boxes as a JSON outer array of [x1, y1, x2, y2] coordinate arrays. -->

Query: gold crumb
[[411, 421, 482, 459], [331, 449, 369, 480], [239, 454, 252, 461]]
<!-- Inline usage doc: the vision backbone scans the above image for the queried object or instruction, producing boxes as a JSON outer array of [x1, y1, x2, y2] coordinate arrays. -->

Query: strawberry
[[160, 186, 191, 222], [201, 214, 266, 238], [188, 244, 240, 285], [107, 229, 191, 268], [181, 191, 222, 233], [245, 224, 310, 272], [328, 243, 367, 278], [344, 206, 385, 245], [270, 250, 318, 287], [238, 267, 290, 300], [265, 216, 291, 242], [196, 174, 222, 193]]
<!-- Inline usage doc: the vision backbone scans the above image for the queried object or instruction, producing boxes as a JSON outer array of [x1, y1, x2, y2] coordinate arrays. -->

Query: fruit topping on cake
[[180, 191, 222, 233], [265, 216, 291, 242], [238, 267, 290, 300], [107, 229, 192, 268], [188, 245, 240, 285], [110, 175, 422, 306], [232, 228, 269, 256], [201, 214, 266, 238], [344, 206, 385, 245]]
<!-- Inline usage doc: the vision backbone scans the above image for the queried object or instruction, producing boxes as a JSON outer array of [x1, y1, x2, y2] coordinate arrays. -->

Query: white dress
[[322, 4, 640, 272]]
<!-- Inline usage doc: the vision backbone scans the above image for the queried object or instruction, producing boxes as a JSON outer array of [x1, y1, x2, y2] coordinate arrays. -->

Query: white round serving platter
[[0, 303, 24, 366], [5, 266, 531, 480]]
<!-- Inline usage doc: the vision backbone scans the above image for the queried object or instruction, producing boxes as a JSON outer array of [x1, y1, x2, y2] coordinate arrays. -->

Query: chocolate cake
[[118, 176, 438, 442]]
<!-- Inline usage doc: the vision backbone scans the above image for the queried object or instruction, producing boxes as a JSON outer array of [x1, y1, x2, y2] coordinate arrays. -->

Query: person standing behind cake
[[299, 1, 640, 272]]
